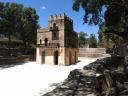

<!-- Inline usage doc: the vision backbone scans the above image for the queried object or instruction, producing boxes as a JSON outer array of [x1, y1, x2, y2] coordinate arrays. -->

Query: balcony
[[37, 43, 60, 48]]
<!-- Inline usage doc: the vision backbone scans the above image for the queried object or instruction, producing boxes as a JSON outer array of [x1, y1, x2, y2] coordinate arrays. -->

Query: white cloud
[[41, 6, 46, 10]]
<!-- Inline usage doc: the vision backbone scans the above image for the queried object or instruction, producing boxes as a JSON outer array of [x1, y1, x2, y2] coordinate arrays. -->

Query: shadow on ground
[[43, 59, 98, 96], [0, 62, 26, 69], [43, 57, 128, 96]]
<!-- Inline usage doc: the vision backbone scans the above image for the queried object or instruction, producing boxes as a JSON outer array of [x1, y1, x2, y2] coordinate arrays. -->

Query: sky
[[0, 0, 99, 37]]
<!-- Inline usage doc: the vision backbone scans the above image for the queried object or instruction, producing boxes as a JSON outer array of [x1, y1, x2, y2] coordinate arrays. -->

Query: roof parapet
[[48, 13, 73, 22]]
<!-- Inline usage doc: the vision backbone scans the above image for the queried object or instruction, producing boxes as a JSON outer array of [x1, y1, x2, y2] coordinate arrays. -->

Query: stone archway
[[69, 51, 72, 65], [75, 51, 77, 63], [54, 51, 58, 65], [42, 51, 45, 64], [44, 38, 48, 46]]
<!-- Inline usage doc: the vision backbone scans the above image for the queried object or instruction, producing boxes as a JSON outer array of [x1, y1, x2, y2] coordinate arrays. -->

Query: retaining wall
[[79, 48, 106, 58]]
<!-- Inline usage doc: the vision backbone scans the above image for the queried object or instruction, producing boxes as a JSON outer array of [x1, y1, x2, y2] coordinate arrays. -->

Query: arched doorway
[[75, 51, 77, 63], [44, 38, 48, 46], [69, 51, 72, 65], [54, 51, 58, 65], [42, 51, 45, 64]]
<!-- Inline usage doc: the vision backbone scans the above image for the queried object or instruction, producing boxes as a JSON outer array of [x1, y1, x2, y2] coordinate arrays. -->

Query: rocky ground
[[43, 57, 128, 96]]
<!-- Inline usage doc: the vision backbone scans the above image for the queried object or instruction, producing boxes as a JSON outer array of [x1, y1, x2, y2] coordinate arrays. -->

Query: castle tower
[[36, 13, 78, 65]]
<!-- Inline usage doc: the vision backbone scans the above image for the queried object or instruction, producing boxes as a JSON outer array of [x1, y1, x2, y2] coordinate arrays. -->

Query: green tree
[[98, 23, 109, 47], [0, 2, 5, 34], [78, 31, 88, 47], [98, 23, 107, 43], [0, 2, 22, 56], [72, 0, 128, 41], [0, 2, 39, 55], [17, 7, 39, 51], [98, 23, 123, 47], [89, 34, 97, 48]]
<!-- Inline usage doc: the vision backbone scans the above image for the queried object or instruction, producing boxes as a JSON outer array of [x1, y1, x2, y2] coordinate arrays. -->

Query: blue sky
[[0, 0, 99, 37]]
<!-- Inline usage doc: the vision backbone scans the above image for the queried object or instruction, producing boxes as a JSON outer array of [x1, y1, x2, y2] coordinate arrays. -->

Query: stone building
[[36, 13, 78, 65]]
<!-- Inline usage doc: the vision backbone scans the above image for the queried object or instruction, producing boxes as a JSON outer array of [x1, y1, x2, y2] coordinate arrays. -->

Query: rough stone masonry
[[36, 13, 78, 65]]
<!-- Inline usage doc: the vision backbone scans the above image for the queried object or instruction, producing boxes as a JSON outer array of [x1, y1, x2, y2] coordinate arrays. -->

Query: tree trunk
[[23, 40, 27, 54], [8, 33, 11, 56], [21, 32, 27, 55]]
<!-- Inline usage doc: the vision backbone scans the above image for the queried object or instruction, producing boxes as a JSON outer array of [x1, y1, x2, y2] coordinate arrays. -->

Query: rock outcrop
[[43, 57, 128, 96]]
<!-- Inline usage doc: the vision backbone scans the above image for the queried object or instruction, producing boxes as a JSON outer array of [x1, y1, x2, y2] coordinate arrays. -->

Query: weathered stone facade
[[36, 13, 78, 65]]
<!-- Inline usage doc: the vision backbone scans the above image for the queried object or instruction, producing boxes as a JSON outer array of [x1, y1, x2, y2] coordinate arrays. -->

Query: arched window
[[53, 23, 56, 27], [51, 23, 59, 40]]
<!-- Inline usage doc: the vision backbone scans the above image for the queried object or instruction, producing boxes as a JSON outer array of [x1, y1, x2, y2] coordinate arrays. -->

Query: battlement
[[48, 13, 73, 22]]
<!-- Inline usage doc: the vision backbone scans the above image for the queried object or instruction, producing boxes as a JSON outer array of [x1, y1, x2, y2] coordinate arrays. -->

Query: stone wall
[[36, 47, 60, 65], [65, 48, 78, 65], [79, 48, 106, 58], [0, 48, 36, 56], [36, 13, 78, 66], [36, 47, 78, 66]]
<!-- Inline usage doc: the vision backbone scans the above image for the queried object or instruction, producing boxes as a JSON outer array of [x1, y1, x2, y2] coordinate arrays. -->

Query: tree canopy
[[98, 23, 123, 47], [89, 34, 97, 48], [78, 31, 88, 47], [0, 2, 39, 55], [73, 0, 128, 41]]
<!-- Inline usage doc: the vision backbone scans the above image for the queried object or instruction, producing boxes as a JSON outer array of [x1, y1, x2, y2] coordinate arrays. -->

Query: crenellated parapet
[[36, 13, 78, 65], [48, 13, 73, 23]]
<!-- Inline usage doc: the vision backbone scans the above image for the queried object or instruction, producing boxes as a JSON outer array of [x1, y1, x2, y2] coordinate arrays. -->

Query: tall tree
[[0, 2, 22, 56], [98, 22, 123, 47], [98, 23, 110, 47], [0, 2, 39, 56], [78, 31, 88, 47], [98, 23, 107, 43], [0, 2, 5, 34], [89, 34, 97, 48], [72, 0, 128, 41], [17, 7, 39, 51]]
